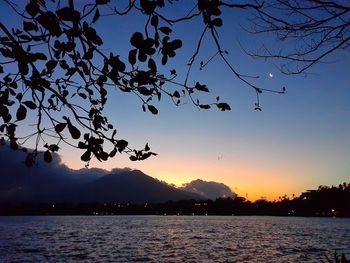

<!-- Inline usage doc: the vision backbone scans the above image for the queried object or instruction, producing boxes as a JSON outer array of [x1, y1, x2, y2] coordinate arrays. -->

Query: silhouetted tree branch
[[0, 0, 285, 166], [247, 0, 350, 74]]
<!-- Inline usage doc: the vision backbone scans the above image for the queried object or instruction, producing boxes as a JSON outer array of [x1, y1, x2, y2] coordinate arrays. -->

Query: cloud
[[0, 145, 125, 202], [181, 179, 236, 200]]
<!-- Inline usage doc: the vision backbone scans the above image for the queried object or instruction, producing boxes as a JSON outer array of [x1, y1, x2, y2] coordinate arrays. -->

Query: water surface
[[0, 216, 349, 262]]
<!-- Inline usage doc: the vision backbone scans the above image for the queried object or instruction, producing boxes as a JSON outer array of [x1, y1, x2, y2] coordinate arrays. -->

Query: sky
[[1, 1, 349, 201]]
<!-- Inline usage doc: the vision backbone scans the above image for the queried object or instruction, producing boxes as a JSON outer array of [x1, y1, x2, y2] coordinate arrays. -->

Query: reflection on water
[[0, 216, 349, 262]]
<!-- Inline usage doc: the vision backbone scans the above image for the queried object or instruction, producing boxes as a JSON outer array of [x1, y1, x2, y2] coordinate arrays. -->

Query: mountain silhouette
[[71, 170, 202, 203]]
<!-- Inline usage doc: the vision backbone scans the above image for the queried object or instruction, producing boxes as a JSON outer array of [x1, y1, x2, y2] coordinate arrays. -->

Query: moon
[[269, 73, 274, 78]]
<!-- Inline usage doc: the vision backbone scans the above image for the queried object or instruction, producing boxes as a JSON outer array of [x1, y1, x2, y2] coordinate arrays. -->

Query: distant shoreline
[[1, 201, 349, 217]]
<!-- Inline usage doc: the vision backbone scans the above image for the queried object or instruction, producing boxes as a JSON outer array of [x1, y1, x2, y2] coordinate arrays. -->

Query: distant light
[[52, 204, 55, 208], [331, 209, 335, 213]]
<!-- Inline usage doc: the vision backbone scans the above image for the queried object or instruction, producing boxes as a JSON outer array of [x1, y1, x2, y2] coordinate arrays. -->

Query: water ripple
[[0, 216, 349, 262]]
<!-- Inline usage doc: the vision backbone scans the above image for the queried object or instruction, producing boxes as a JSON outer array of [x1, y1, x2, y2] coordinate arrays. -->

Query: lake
[[0, 216, 349, 262]]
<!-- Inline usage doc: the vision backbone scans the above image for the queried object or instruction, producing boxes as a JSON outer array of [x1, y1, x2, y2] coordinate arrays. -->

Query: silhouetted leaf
[[216, 102, 231, 111], [99, 151, 109, 161], [23, 21, 37, 32], [57, 7, 80, 22], [151, 15, 158, 27], [16, 105, 27, 121], [173, 91, 180, 98], [212, 18, 223, 27], [129, 155, 138, 161], [109, 148, 117, 157], [116, 139, 128, 152], [55, 123, 66, 133], [138, 86, 152, 96], [148, 105, 158, 115], [67, 122, 81, 139], [44, 150, 52, 162], [195, 82, 209, 92], [22, 101, 37, 110], [140, 0, 157, 14], [128, 49, 137, 65], [48, 144, 59, 152], [199, 104, 211, 109], [78, 93, 87, 99], [130, 32, 143, 47], [36, 11, 62, 37], [148, 58, 157, 73], [159, 27, 172, 35], [25, 1, 39, 17], [80, 150, 91, 162], [46, 60, 58, 72], [34, 52, 47, 60]]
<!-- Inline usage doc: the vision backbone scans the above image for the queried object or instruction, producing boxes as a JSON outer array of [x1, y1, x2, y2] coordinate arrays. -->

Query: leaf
[[55, 123, 66, 133], [151, 15, 158, 27], [173, 91, 180, 98], [116, 139, 128, 152], [148, 58, 157, 73], [44, 150, 52, 163], [138, 86, 152, 96], [22, 101, 37, 110], [34, 52, 47, 60], [99, 151, 109, 161], [140, 0, 157, 14], [109, 148, 117, 158], [216, 102, 231, 111], [92, 8, 100, 23], [199, 104, 211, 109], [67, 122, 81, 139], [129, 155, 138, 161], [159, 27, 172, 35], [148, 105, 158, 115], [195, 82, 209, 92], [23, 21, 37, 31], [37, 11, 62, 37], [16, 105, 27, 121], [48, 144, 59, 152], [25, 1, 39, 17], [78, 93, 87, 99], [128, 49, 137, 65], [46, 60, 57, 72], [80, 150, 91, 162], [130, 32, 143, 48], [57, 7, 81, 22], [212, 18, 223, 27]]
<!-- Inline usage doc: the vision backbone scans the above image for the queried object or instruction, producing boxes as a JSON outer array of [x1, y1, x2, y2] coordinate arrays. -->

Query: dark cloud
[[0, 145, 111, 202]]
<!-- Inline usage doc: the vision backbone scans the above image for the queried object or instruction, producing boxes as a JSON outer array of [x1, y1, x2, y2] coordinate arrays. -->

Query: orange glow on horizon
[[62, 151, 310, 202]]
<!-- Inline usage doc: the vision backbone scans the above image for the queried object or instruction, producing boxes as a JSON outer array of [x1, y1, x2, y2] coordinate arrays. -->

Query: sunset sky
[[1, 1, 349, 201]]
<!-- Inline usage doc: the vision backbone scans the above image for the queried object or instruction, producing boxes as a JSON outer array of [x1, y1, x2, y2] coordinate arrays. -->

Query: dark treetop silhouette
[[3, 0, 345, 167]]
